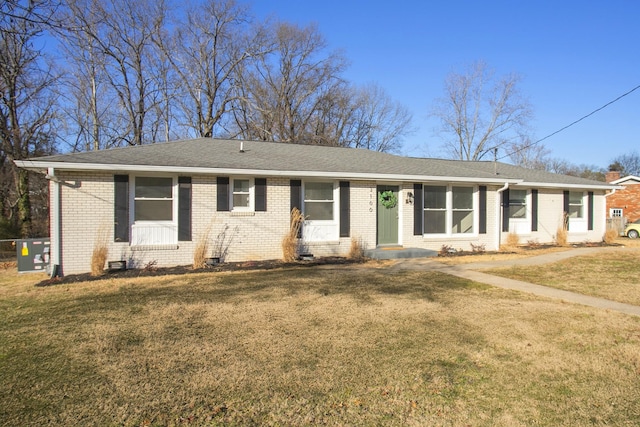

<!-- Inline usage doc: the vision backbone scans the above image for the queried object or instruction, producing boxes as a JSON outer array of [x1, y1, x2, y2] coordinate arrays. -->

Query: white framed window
[[134, 177, 173, 221], [423, 185, 476, 235], [424, 185, 446, 234], [452, 186, 474, 233], [509, 189, 527, 219], [131, 176, 178, 246], [304, 181, 334, 221], [232, 178, 252, 211], [302, 181, 338, 242], [568, 191, 584, 218], [611, 208, 623, 218]]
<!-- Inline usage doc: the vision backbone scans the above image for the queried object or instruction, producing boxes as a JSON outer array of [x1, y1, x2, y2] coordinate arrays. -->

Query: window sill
[[422, 234, 478, 241], [305, 240, 341, 246], [231, 211, 255, 217], [131, 244, 179, 251]]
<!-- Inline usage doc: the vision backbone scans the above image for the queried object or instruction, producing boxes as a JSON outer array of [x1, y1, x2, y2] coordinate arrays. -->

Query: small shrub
[[603, 227, 619, 245], [282, 208, 304, 262], [505, 233, 519, 248], [526, 239, 540, 248], [348, 236, 365, 260], [470, 243, 486, 253], [143, 260, 158, 272], [212, 224, 238, 261], [439, 244, 455, 256]]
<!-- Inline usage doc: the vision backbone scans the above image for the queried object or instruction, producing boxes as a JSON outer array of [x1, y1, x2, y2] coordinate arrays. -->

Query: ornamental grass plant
[[282, 208, 304, 262], [90, 227, 109, 276]]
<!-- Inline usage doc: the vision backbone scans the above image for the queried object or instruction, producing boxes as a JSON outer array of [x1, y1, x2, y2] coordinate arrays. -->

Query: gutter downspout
[[46, 167, 62, 277], [496, 182, 510, 250]]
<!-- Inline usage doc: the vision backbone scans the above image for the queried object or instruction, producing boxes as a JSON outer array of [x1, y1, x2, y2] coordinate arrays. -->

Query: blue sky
[[251, 0, 640, 168]]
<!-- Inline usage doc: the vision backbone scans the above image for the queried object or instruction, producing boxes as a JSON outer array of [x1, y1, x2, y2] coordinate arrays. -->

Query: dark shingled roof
[[19, 138, 612, 188]]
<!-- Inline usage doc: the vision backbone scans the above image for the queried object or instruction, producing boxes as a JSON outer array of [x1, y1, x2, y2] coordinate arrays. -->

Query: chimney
[[605, 171, 621, 183]]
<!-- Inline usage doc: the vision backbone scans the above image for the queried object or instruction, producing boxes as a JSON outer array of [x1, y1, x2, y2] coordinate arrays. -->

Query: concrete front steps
[[364, 246, 438, 260]]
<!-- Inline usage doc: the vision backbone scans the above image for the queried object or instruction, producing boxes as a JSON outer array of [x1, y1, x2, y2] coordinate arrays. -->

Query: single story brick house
[[605, 172, 640, 223], [16, 138, 615, 275]]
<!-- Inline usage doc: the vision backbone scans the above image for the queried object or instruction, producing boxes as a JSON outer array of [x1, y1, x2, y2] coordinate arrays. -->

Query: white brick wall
[[52, 171, 609, 274], [500, 189, 608, 245]]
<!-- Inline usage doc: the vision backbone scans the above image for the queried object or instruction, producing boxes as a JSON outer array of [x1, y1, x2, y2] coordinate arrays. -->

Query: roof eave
[[516, 181, 618, 190], [611, 175, 640, 184]]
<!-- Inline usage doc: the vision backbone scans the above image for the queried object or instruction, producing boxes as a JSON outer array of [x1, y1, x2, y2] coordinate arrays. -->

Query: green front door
[[377, 185, 399, 245]]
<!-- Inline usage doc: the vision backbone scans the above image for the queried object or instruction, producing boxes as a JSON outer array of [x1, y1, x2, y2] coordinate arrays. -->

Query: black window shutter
[[290, 180, 302, 238], [563, 190, 570, 231], [217, 177, 229, 211], [290, 180, 302, 212], [531, 189, 538, 232], [255, 178, 267, 212], [339, 181, 350, 237], [178, 176, 192, 241], [502, 189, 510, 232], [479, 186, 487, 234], [588, 191, 594, 231], [114, 175, 129, 242], [413, 183, 423, 235]]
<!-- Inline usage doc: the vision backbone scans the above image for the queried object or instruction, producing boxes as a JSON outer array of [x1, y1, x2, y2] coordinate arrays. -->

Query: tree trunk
[[17, 169, 32, 237]]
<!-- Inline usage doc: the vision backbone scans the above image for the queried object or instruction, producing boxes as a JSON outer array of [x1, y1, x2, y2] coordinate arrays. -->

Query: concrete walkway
[[388, 246, 640, 317]]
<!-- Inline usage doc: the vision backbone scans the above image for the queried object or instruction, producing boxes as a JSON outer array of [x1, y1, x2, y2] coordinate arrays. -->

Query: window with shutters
[[508, 189, 527, 219], [232, 178, 253, 211], [134, 177, 173, 221], [130, 176, 180, 246], [304, 182, 334, 221], [568, 191, 584, 218], [302, 181, 339, 242]]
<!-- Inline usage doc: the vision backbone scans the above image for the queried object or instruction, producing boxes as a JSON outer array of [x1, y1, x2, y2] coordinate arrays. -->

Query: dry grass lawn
[[1, 263, 640, 426], [486, 246, 640, 306]]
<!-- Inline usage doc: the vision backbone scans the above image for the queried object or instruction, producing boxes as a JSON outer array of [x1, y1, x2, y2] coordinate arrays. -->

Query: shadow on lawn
[[33, 267, 481, 319]]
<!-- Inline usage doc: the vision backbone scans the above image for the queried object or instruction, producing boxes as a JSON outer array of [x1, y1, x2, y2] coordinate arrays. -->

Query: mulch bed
[[437, 241, 619, 257], [35, 256, 364, 287], [30, 241, 623, 287]]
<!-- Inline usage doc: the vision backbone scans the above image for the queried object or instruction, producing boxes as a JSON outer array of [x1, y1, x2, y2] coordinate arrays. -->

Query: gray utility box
[[16, 238, 51, 273]]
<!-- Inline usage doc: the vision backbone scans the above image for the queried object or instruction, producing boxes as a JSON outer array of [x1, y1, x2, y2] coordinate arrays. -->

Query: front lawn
[[1, 265, 639, 426], [486, 248, 640, 306]]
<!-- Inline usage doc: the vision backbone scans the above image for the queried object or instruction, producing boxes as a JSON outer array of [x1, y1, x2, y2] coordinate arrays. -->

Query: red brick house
[[606, 171, 640, 223]]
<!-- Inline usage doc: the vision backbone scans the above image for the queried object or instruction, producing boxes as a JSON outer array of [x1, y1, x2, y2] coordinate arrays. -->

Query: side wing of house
[[499, 187, 608, 244]]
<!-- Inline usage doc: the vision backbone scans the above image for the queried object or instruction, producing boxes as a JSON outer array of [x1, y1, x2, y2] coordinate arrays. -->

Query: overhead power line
[[499, 83, 640, 161]]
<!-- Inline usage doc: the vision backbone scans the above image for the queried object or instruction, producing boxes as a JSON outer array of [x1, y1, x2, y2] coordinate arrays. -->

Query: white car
[[624, 219, 640, 239]]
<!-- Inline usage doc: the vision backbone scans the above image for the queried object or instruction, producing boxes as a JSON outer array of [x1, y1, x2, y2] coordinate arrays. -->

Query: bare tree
[[57, 0, 120, 151], [308, 83, 413, 152], [609, 151, 640, 176], [0, 0, 58, 237], [233, 22, 348, 143], [156, 0, 270, 139], [346, 84, 413, 152], [506, 137, 551, 170], [430, 60, 533, 161], [63, 0, 169, 146]]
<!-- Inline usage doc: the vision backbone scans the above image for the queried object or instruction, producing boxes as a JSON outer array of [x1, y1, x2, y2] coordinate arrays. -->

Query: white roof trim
[[515, 182, 618, 190], [15, 160, 521, 185], [611, 175, 640, 184]]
